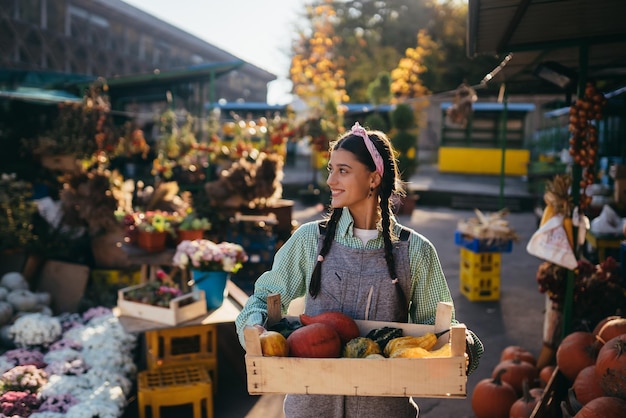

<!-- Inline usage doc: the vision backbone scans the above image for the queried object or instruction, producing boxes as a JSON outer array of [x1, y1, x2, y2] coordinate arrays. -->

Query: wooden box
[[244, 300, 467, 398], [117, 284, 207, 326]]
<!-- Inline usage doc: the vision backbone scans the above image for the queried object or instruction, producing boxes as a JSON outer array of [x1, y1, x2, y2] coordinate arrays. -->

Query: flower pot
[[137, 230, 167, 253], [176, 229, 204, 245], [191, 270, 229, 310]]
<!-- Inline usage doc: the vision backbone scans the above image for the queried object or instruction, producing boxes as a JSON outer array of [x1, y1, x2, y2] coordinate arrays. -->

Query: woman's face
[[327, 148, 377, 210]]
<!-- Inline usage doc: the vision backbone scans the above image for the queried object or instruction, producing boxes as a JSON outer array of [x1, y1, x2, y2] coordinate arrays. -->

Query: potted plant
[[172, 239, 247, 309], [135, 212, 175, 253], [174, 212, 211, 244]]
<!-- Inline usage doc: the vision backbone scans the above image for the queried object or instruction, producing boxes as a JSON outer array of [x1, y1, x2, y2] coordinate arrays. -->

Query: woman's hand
[[253, 324, 267, 334]]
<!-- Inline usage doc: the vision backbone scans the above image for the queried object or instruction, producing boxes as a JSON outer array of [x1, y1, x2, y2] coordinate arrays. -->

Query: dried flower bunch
[[60, 168, 120, 235], [114, 122, 150, 159], [535, 257, 626, 327], [0, 173, 38, 251], [204, 152, 284, 209], [31, 78, 119, 160], [173, 239, 248, 273], [457, 208, 519, 242]]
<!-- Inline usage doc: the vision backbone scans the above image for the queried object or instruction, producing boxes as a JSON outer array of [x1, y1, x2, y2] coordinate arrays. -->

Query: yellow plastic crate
[[91, 268, 141, 287], [460, 269, 500, 302], [459, 247, 501, 276], [137, 365, 213, 418]]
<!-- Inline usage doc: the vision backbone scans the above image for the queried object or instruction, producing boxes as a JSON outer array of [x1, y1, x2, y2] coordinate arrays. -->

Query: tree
[[290, 0, 348, 140], [390, 103, 418, 181], [391, 29, 434, 103], [367, 71, 392, 106], [300, 0, 500, 100]]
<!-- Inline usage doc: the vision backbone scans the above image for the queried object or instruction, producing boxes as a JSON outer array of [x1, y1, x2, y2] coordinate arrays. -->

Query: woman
[[235, 122, 483, 418]]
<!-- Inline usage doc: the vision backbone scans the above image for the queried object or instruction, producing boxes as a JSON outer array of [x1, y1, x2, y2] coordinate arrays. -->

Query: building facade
[[0, 0, 275, 103]]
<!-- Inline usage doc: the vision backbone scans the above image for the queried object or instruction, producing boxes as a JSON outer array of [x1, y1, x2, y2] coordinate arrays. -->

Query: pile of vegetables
[[470, 315, 626, 418], [259, 311, 452, 359]]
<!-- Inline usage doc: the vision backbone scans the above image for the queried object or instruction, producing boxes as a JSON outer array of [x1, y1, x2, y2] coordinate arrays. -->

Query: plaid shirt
[[236, 209, 455, 339], [235, 209, 484, 374]]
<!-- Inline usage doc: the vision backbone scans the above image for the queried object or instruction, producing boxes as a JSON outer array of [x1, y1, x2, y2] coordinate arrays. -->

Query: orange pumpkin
[[595, 333, 626, 399], [501, 345, 537, 366], [472, 369, 518, 418], [574, 396, 626, 417], [509, 380, 540, 418], [492, 357, 539, 397], [573, 365, 606, 405], [556, 331, 599, 382], [595, 318, 626, 345]]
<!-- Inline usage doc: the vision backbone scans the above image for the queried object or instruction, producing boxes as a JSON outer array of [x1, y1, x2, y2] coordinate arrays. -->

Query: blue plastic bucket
[[191, 270, 229, 310]]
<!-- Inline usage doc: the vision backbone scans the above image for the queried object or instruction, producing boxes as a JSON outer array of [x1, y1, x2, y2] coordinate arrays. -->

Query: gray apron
[[283, 226, 419, 418]]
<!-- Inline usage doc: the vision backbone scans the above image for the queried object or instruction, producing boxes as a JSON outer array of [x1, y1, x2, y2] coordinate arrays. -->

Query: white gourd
[[7, 289, 39, 312], [34, 292, 52, 306], [0, 272, 29, 291], [0, 302, 13, 326]]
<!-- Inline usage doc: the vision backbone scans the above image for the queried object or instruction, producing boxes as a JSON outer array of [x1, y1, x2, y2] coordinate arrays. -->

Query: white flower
[[9, 313, 62, 347], [43, 348, 82, 364], [30, 412, 65, 418], [66, 399, 120, 418], [4, 307, 138, 417], [173, 239, 248, 272]]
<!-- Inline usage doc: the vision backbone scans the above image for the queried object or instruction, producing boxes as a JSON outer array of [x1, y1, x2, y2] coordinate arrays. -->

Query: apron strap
[[320, 221, 411, 242]]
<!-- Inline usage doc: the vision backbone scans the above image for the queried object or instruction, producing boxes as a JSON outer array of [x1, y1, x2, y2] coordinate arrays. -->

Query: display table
[[585, 230, 624, 262], [122, 245, 179, 283], [114, 280, 249, 334]]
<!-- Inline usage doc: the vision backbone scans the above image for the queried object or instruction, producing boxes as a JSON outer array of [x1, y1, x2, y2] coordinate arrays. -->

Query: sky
[[122, 0, 309, 104]]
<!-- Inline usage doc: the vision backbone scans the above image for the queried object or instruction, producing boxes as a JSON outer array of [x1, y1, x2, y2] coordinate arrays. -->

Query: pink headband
[[350, 122, 384, 176]]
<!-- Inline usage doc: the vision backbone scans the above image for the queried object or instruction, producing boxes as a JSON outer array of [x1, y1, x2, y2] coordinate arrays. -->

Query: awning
[[106, 61, 245, 89], [467, 0, 626, 93], [0, 87, 82, 104]]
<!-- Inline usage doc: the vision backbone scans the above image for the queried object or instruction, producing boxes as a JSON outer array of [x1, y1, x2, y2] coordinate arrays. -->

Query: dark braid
[[310, 126, 408, 315], [309, 207, 343, 298], [374, 137, 409, 319]]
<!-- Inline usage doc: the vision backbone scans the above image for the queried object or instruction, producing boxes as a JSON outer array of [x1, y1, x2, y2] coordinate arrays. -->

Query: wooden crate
[[117, 284, 207, 326], [244, 299, 467, 398]]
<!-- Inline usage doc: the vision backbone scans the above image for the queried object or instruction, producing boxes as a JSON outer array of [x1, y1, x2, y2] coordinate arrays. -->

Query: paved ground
[[125, 162, 549, 418]]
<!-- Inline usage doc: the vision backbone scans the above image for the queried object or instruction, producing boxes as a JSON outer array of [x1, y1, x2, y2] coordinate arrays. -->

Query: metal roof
[[440, 102, 535, 112], [106, 61, 244, 88], [0, 87, 82, 104], [467, 0, 626, 93]]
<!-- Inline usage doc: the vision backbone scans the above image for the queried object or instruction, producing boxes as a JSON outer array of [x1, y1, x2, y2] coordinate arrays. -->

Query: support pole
[[562, 43, 588, 338], [499, 84, 508, 210]]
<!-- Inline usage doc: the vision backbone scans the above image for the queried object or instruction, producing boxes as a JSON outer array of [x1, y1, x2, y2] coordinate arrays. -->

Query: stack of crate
[[454, 231, 513, 302], [459, 248, 502, 302]]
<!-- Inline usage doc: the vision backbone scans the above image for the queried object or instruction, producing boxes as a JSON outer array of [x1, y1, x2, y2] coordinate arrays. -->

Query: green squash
[[365, 326, 404, 352], [343, 337, 381, 358]]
